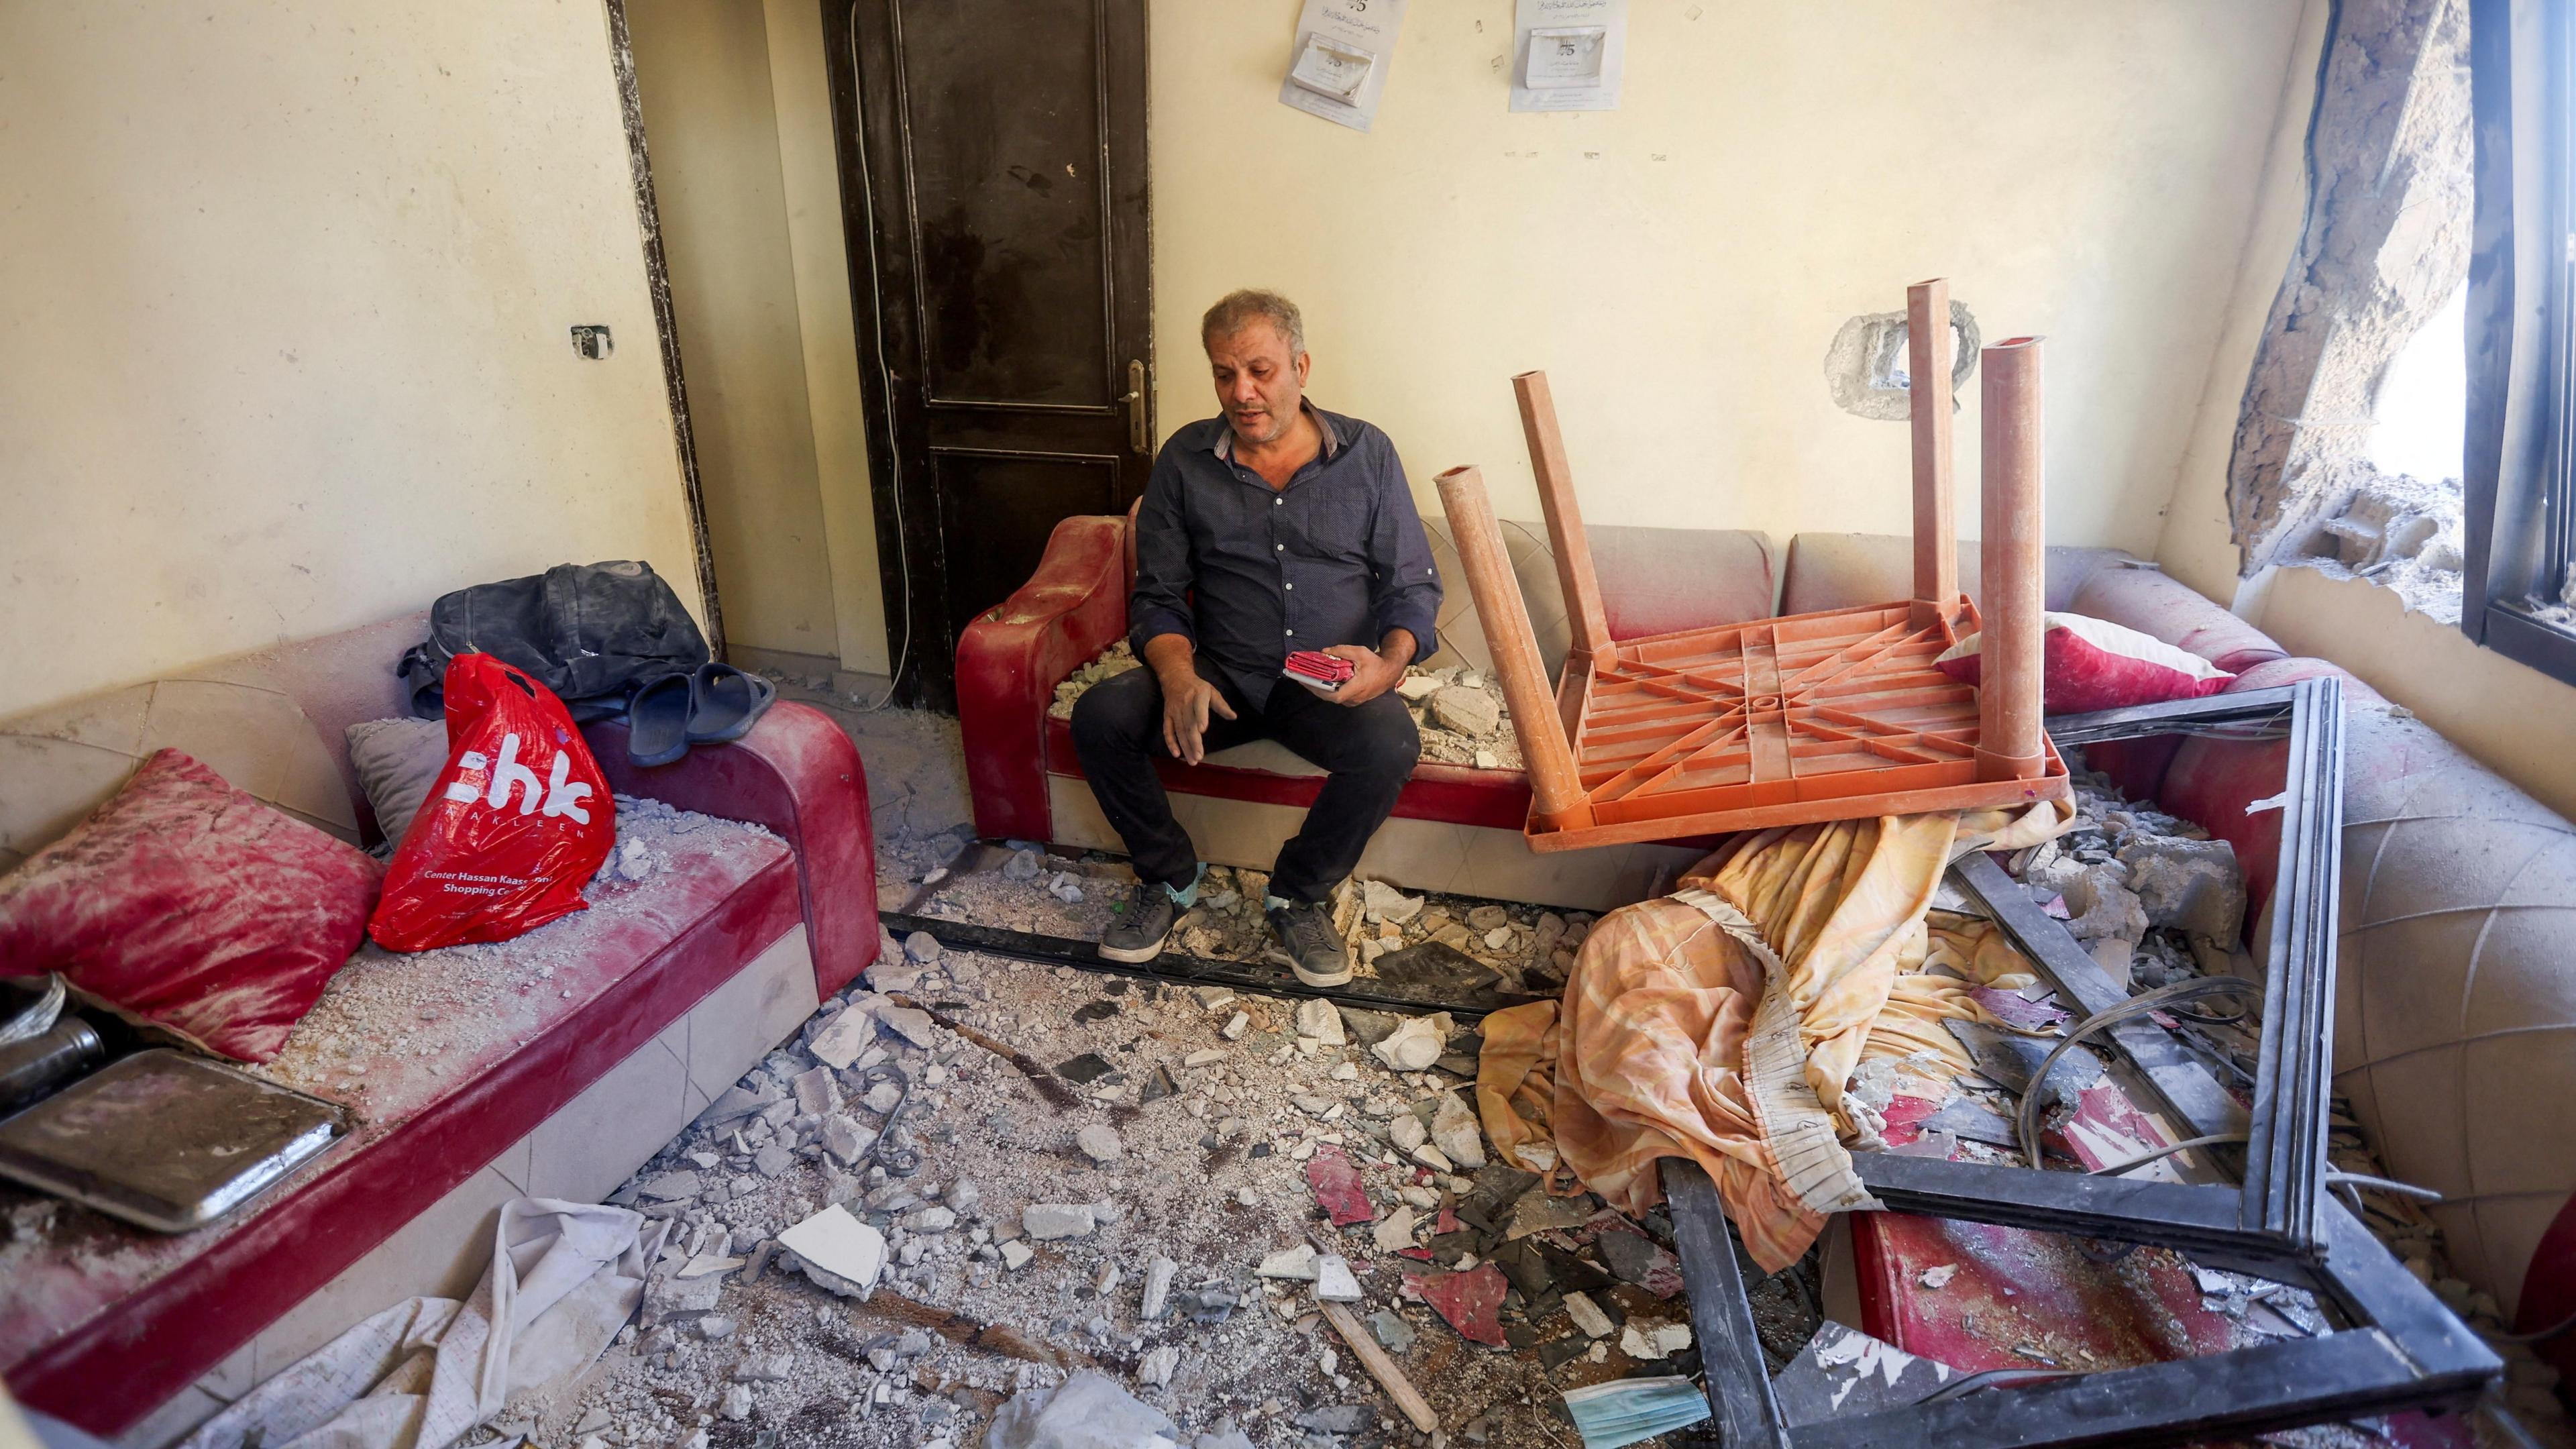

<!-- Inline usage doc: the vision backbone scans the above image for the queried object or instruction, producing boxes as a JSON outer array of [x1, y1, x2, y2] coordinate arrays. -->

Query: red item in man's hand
[[1283, 650, 1356, 688]]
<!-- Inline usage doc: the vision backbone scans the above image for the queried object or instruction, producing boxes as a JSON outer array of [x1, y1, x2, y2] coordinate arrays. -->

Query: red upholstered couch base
[[1, 703, 878, 1438], [6, 840, 799, 1435]]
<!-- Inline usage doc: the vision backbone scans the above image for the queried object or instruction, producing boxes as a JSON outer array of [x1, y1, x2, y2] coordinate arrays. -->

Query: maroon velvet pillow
[[0, 749, 380, 1061]]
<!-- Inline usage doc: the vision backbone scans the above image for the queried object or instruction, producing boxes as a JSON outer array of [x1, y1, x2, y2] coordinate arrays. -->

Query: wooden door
[[825, 0, 1152, 707]]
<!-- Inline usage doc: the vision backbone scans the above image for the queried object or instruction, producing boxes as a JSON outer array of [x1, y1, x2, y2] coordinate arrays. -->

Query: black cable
[[2088, 1132, 2253, 1177]]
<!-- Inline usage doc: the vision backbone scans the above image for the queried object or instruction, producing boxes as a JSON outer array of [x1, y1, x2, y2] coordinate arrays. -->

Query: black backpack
[[398, 561, 710, 720]]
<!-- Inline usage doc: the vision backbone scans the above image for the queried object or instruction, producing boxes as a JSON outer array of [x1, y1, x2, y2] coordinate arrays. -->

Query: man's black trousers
[[1068, 659, 1419, 905]]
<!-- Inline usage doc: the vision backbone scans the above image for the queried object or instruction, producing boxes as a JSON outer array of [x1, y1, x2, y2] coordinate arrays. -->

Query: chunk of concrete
[[778, 1205, 886, 1299], [1294, 998, 1346, 1046], [696, 1086, 780, 1130], [1362, 879, 1425, 924], [1312, 1254, 1363, 1302], [2060, 865, 2150, 945], [2117, 835, 2246, 943], [1389, 1112, 1428, 1152], [1429, 686, 1501, 737], [1372, 1013, 1451, 1073], [792, 1065, 840, 1116], [1361, 1210, 1415, 1260], [1141, 1256, 1179, 1320], [1024, 1203, 1098, 1240], [1564, 1291, 1615, 1338], [639, 1171, 700, 1201], [808, 1007, 879, 1071], [1256, 1244, 1319, 1280], [877, 1006, 939, 1049], [1077, 1124, 1125, 1163], [1430, 1091, 1487, 1170], [818, 1114, 877, 1166]]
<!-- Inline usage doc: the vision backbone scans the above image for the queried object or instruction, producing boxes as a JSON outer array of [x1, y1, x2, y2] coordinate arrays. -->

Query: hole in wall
[[1823, 301, 1980, 421]]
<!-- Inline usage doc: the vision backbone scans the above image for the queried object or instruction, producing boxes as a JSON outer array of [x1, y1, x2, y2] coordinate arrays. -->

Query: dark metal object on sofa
[[1665, 676, 2500, 1443]]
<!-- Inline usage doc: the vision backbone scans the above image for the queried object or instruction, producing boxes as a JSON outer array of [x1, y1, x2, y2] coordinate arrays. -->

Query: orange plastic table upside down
[[1438, 278, 2070, 851]]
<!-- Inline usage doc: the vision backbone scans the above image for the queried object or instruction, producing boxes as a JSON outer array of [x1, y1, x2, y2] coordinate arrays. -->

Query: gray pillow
[[345, 716, 449, 853]]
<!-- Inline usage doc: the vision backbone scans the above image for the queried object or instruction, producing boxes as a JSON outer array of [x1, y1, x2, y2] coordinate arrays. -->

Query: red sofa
[[0, 612, 879, 1444]]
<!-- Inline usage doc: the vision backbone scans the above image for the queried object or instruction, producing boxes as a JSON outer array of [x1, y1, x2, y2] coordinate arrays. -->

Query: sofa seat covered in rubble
[[0, 612, 880, 1446], [957, 510, 2576, 1386]]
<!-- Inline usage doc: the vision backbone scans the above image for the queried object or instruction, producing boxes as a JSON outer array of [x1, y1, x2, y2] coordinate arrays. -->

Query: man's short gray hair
[[1201, 288, 1305, 356]]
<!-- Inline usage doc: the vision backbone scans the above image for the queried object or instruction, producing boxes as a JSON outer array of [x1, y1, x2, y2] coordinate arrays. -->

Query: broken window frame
[[1667, 1157, 2500, 1449], [1843, 678, 2349, 1256], [1661, 677, 2507, 1446]]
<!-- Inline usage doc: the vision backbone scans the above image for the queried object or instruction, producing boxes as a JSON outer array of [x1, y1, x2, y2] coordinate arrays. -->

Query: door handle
[[1120, 360, 1150, 454]]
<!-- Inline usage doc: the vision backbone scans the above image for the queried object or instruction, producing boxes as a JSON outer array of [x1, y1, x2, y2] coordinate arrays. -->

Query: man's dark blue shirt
[[1128, 402, 1442, 708]]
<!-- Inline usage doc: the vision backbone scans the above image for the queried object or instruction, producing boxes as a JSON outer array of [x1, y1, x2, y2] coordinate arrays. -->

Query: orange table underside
[[1530, 597, 2070, 851]]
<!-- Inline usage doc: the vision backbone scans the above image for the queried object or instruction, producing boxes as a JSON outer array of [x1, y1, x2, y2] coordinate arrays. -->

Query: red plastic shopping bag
[[370, 653, 614, 951]]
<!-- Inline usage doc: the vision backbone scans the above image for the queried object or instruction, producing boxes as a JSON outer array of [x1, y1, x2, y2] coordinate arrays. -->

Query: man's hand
[[1160, 671, 1236, 763], [1143, 635, 1234, 764], [1297, 630, 1417, 707]]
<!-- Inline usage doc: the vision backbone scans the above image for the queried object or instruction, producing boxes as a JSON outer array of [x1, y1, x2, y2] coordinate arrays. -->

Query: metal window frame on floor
[[1875, 678, 2349, 1257], [1668, 1157, 2500, 1449], [1664, 676, 2506, 1446]]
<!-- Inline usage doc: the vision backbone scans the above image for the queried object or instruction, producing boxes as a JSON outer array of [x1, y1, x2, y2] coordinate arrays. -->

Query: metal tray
[[0, 1049, 345, 1232]]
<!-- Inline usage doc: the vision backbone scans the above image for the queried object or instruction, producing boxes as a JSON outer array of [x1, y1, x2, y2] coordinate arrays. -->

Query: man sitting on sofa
[[1071, 289, 1440, 986]]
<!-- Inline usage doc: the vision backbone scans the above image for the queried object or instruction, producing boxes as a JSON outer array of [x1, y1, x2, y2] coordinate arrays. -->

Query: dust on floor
[[512, 934, 1739, 1449], [527, 699, 2569, 1449]]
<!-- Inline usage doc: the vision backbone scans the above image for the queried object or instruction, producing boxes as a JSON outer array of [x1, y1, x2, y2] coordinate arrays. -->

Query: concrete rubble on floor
[[612, 698, 2576, 1449], [487, 810, 1729, 1449]]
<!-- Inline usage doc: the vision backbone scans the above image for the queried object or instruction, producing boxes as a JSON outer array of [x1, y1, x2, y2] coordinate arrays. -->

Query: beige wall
[[2252, 570, 2576, 822], [625, 0, 890, 676], [629, 0, 841, 663], [764, 0, 892, 678], [1149, 1, 2310, 552], [0, 0, 702, 720]]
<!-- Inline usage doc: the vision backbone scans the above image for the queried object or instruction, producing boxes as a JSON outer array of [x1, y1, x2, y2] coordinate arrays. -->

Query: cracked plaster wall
[[2224, 0, 2473, 573], [2156, 0, 2576, 821]]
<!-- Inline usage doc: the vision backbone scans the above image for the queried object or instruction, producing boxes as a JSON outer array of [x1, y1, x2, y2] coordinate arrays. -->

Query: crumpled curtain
[[1867, 913, 2049, 1067], [183, 1199, 668, 1449], [1479, 801, 2067, 1273]]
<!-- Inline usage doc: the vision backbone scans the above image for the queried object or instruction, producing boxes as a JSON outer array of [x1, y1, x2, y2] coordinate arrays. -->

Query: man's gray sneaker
[[1263, 897, 1351, 987], [1100, 879, 1179, 963]]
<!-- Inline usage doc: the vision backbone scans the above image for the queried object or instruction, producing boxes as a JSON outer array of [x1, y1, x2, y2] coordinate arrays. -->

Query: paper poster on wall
[[1511, 0, 1626, 112], [1280, 0, 1409, 133]]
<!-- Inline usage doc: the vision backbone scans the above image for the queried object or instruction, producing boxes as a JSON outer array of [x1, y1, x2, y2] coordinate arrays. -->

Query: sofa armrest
[[584, 702, 879, 999], [958, 515, 1132, 842], [2067, 566, 2287, 676]]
